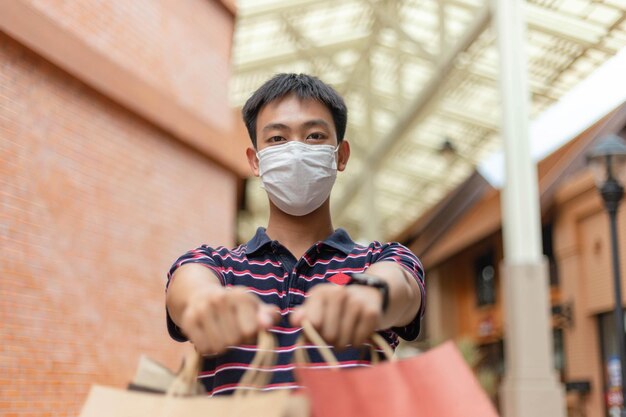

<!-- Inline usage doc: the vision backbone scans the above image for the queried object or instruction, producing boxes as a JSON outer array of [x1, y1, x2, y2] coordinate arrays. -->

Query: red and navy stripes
[[166, 227, 425, 396]]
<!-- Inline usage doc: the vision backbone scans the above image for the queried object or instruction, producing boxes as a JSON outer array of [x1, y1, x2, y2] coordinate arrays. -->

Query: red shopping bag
[[294, 322, 499, 417]]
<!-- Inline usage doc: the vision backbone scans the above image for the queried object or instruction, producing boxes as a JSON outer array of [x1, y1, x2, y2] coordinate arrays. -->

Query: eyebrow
[[262, 119, 331, 133], [262, 123, 290, 133], [302, 119, 330, 131]]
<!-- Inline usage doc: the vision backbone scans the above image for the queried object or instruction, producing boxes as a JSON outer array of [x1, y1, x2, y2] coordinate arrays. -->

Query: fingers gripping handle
[[167, 323, 394, 397]]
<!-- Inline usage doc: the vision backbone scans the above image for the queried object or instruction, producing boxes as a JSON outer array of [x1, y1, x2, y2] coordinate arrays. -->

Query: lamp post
[[587, 134, 626, 417]]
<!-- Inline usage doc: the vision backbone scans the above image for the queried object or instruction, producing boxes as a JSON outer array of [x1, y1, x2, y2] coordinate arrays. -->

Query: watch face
[[352, 273, 385, 287]]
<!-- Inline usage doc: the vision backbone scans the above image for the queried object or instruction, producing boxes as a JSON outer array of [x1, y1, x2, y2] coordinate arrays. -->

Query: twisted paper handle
[[166, 330, 278, 397], [294, 320, 395, 367]]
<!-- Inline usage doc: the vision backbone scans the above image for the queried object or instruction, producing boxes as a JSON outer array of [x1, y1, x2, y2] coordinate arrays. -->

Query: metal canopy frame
[[231, 0, 626, 242]]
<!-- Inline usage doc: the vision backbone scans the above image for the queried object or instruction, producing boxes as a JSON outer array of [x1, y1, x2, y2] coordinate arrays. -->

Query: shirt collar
[[244, 227, 356, 256], [321, 228, 356, 255], [244, 227, 273, 255]]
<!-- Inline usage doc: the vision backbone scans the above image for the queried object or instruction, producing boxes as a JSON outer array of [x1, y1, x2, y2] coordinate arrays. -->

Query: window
[[475, 251, 496, 307], [543, 223, 559, 287], [553, 328, 565, 374]]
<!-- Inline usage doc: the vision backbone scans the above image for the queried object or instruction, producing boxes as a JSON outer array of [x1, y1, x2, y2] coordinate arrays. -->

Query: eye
[[306, 132, 327, 140], [268, 136, 286, 143]]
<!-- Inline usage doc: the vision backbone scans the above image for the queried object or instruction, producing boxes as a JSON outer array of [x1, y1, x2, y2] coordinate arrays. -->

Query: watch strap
[[348, 273, 389, 313]]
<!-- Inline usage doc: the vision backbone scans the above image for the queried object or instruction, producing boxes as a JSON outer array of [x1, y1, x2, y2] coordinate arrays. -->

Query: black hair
[[242, 73, 348, 148]]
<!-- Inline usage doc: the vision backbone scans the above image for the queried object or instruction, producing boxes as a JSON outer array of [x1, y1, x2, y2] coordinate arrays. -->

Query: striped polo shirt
[[166, 227, 425, 396]]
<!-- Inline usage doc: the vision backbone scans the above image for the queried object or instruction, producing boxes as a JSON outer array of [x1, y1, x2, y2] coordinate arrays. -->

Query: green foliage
[[456, 337, 482, 368], [455, 337, 500, 399]]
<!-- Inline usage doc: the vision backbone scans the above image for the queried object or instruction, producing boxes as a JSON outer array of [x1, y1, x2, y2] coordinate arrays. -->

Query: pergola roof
[[231, 0, 626, 242]]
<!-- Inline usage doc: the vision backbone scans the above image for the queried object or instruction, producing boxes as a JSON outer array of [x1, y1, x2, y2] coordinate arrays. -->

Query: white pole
[[363, 55, 380, 241], [492, 0, 566, 415]]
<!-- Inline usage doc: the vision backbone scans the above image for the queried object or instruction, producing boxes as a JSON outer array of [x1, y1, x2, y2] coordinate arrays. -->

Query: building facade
[[398, 104, 626, 417], [0, 1, 247, 415]]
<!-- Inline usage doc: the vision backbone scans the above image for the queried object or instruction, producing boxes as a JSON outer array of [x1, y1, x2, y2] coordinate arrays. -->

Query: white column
[[492, 0, 566, 416], [362, 55, 380, 241], [494, 1, 542, 265]]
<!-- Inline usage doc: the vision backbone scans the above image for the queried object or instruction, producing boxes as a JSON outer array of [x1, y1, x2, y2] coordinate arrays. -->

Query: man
[[165, 73, 425, 396]]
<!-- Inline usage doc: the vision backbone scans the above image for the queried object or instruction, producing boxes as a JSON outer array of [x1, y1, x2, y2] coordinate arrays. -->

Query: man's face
[[247, 94, 350, 176], [256, 94, 338, 151]]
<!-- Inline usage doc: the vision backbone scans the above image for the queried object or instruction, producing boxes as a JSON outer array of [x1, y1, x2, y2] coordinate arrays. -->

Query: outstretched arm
[[167, 263, 279, 354], [364, 260, 422, 329], [290, 260, 423, 348]]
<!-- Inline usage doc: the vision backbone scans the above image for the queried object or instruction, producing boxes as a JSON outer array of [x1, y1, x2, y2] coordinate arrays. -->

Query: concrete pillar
[[492, 0, 567, 415], [424, 268, 445, 343], [362, 55, 381, 242]]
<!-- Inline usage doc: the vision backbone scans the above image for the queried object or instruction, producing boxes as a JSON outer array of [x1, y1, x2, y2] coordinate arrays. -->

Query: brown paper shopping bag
[[294, 321, 499, 417], [79, 385, 292, 417], [79, 331, 308, 417]]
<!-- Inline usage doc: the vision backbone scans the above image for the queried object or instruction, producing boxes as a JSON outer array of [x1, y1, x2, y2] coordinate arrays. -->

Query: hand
[[180, 287, 280, 355], [290, 284, 383, 349]]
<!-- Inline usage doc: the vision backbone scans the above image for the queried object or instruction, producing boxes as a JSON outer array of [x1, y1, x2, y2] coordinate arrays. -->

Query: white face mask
[[257, 141, 339, 216]]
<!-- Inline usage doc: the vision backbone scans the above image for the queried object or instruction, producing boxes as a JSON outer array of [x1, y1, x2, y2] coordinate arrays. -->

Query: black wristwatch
[[348, 273, 389, 313]]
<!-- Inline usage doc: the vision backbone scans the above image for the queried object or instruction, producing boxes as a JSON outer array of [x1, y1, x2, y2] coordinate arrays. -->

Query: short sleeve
[[165, 246, 226, 342], [372, 242, 426, 341]]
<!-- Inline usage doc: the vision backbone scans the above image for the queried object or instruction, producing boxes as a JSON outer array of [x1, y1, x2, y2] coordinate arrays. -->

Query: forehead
[[256, 95, 334, 130]]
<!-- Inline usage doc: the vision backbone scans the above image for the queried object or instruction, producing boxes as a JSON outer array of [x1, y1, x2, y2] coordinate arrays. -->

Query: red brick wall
[[0, 25, 237, 417], [23, 0, 236, 132]]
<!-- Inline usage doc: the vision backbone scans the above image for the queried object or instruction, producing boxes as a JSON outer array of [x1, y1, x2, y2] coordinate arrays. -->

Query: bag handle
[[294, 320, 340, 366], [371, 333, 396, 362], [166, 330, 278, 397], [166, 321, 397, 396], [294, 320, 396, 367], [166, 348, 204, 397], [234, 330, 276, 397]]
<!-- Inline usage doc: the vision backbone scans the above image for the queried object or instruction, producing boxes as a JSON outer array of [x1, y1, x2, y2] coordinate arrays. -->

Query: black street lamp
[[587, 134, 626, 417]]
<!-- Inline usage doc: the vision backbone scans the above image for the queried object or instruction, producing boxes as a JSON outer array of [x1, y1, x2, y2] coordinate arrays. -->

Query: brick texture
[[24, 0, 235, 132], [0, 23, 237, 417]]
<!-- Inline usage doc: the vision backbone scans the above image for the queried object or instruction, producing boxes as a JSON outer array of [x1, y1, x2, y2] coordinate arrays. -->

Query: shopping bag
[[79, 331, 308, 417], [79, 385, 292, 417], [294, 321, 499, 417]]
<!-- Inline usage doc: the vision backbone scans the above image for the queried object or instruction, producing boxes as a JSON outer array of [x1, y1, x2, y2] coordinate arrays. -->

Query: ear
[[337, 140, 350, 172], [246, 147, 260, 177]]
